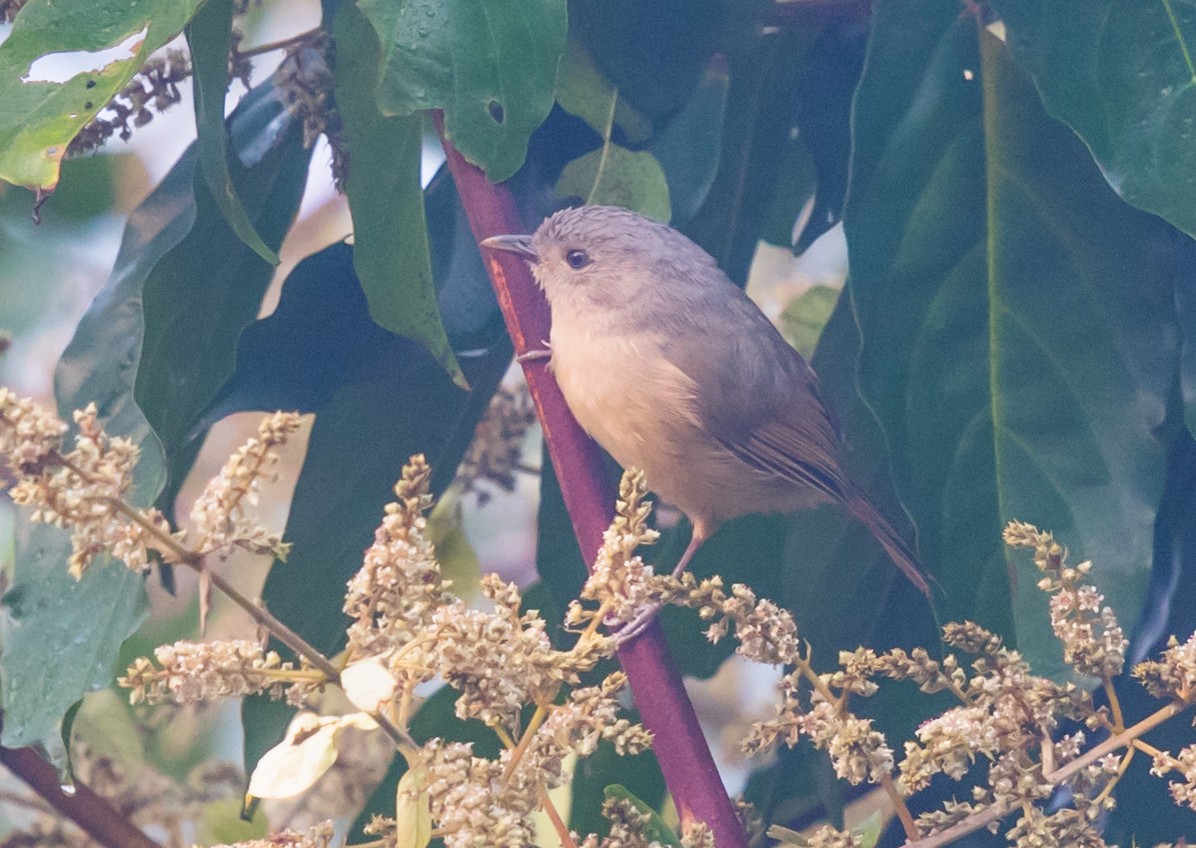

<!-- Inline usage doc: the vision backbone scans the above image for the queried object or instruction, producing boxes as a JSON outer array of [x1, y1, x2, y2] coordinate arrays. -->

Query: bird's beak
[[480, 234, 537, 261]]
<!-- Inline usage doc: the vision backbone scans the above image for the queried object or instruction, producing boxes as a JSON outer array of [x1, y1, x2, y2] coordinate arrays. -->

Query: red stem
[[0, 745, 158, 848], [435, 114, 746, 847]]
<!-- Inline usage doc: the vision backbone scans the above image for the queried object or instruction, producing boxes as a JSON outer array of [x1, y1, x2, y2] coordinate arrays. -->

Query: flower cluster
[[0, 0, 26, 23], [190, 411, 302, 560], [1003, 521, 1127, 680], [342, 454, 453, 660], [1134, 632, 1196, 702], [3, 400, 175, 577], [456, 383, 538, 504], [567, 470, 665, 629], [0, 393, 301, 578], [120, 639, 294, 705]]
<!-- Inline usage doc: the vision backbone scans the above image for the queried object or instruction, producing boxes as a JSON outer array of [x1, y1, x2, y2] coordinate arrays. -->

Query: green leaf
[[555, 145, 671, 223], [1, 528, 146, 750], [194, 797, 269, 847], [133, 83, 310, 504], [0, 0, 206, 191], [187, 0, 278, 265], [979, 29, 1183, 675], [359, 0, 567, 181], [812, 2, 1186, 683], [994, 0, 1196, 240], [334, 2, 463, 386], [778, 285, 839, 359]]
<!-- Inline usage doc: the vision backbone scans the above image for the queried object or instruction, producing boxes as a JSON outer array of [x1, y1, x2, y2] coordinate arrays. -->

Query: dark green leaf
[[359, 0, 566, 181], [978, 29, 1184, 676], [994, 0, 1196, 240], [790, 22, 866, 254], [134, 81, 310, 509], [649, 59, 729, 226], [683, 27, 807, 284], [804, 1, 1187, 685], [242, 230, 510, 775], [334, 2, 462, 385], [758, 134, 816, 250], [0, 0, 206, 190], [554, 44, 652, 145], [568, 0, 730, 121], [187, 0, 278, 264]]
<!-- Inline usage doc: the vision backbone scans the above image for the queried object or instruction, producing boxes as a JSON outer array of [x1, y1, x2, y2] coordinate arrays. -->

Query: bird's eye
[[565, 249, 591, 269]]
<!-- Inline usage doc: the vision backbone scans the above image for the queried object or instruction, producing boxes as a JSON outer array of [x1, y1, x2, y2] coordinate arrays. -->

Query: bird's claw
[[517, 342, 551, 363], [613, 603, 662, 646]]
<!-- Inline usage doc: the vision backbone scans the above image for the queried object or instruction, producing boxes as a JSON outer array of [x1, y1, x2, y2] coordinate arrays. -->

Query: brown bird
[[483, 206, 928, 633]]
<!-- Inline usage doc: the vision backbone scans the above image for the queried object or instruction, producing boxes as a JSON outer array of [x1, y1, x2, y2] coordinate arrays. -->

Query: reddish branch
[[435, 113, 748, 848], [0, 744, 158, 848]]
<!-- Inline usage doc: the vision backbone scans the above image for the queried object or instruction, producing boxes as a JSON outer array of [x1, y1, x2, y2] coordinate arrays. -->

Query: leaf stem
[[539, 786, 577, 848], [234, 28, 322, 59], [586, 87, 619, 206]]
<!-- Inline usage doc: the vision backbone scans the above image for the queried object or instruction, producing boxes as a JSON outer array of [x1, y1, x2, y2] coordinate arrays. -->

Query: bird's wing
[[659, 293, 849, 502]]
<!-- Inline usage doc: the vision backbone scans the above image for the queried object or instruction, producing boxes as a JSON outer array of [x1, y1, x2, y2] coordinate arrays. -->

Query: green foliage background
[[1, 0, 1195, 843]]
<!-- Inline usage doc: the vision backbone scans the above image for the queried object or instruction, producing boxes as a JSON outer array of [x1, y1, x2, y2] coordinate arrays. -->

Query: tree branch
[[434, 114, 747, 847], [0, 743, 158, 848]]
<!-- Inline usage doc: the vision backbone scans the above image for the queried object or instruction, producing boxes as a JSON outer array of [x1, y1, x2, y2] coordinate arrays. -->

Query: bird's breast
[[548, 319, 701, 483]]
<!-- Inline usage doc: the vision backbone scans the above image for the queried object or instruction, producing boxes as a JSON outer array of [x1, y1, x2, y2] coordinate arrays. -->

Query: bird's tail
[[846, 493, 931, 596]]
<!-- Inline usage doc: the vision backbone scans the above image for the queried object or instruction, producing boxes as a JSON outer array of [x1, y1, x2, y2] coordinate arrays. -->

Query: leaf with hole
[[0, 0, 206, 191]]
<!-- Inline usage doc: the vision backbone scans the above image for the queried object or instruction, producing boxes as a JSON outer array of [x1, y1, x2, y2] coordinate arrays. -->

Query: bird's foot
[[516, 343, 551, 363], [612, 602, 663, 646]]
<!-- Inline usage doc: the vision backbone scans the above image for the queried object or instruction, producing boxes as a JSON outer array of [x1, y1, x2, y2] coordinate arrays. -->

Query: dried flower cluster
[[639, 520, 1193, 848], [456, 382, 538, 503], [2, 399, 172, 577], [274, 35, 346, 183], [567, 469, 663, 629], [68, 50, 191, 157], [0, 0, 26, 25], [110, 450, 648, 848]]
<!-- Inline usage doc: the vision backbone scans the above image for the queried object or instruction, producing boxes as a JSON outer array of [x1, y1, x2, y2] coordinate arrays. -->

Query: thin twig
[[0, 744, 158, 848], [902, 700, 1191, 848]]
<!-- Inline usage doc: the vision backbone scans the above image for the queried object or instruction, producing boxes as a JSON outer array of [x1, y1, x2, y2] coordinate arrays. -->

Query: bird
[[481, 205, 928, 634]]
